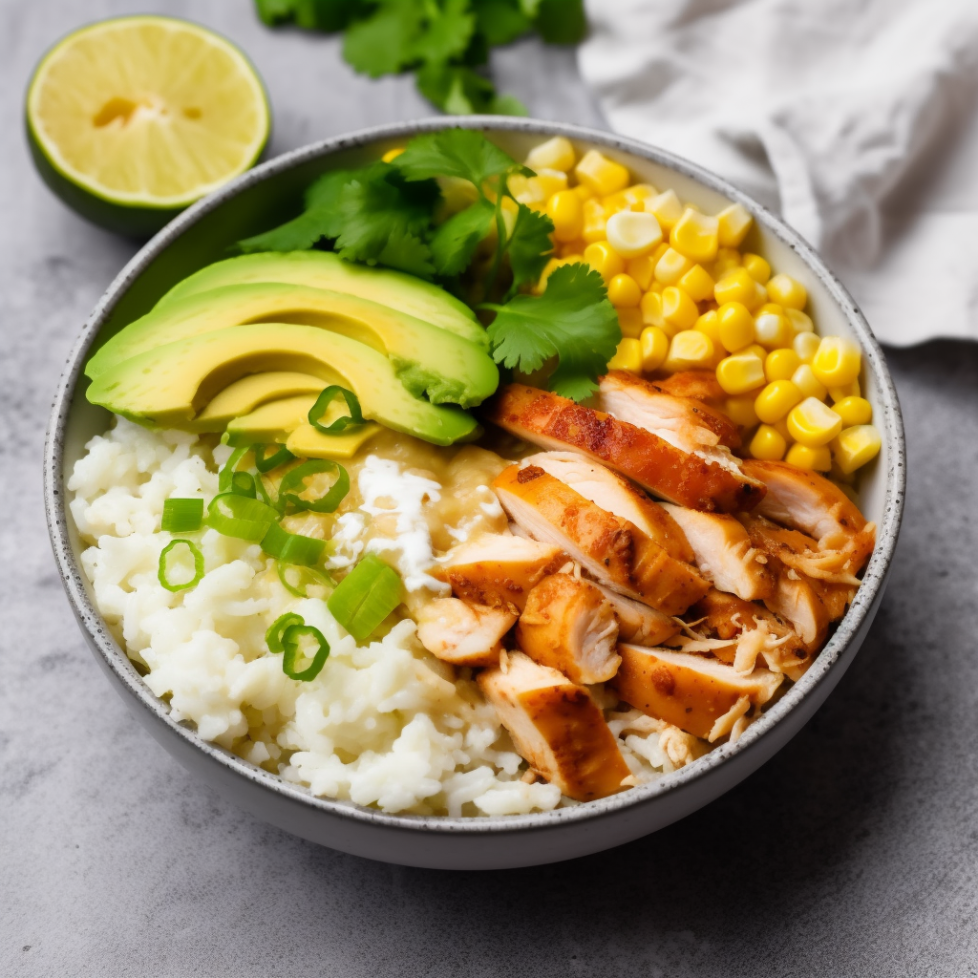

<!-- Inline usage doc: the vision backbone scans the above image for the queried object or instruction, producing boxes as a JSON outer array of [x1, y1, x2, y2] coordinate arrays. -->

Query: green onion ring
[[161, 498, 203, 533], [308, 385, 365, 435], [278, 459, 350, 514], [205, 493, 278, 541], [158, 539, 205, 592], [218, 445, 249, 493], [230, 470, 257, 498], [277, 562, 334, 599], [254, 444, 295, 473], [265, 612, 305, 655], [260, 522, 326, 566], [281, 623, 330, 681]]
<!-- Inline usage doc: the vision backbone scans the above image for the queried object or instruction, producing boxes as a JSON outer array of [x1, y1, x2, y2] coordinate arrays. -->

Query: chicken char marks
[[483, 383, 765, 513]]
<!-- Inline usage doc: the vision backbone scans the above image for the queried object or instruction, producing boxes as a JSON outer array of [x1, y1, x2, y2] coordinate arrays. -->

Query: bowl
[[43, 117, 905, 870]]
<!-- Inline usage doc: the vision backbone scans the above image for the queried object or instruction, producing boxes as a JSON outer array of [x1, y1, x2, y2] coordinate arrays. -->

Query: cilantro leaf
[[430, 199, 496, 276], [255, 0, 299, 27], [472, 0, 531, 46], [414, 0, 476, 66], [343, 0, 424, 77], [489, 93, 528, 116], [485, 263, 621, 401], [533, 0, 587, 44], [416, 63, 496, 114], [506, 203, 554, 288], [293, 0, 369, 32], [395, 128, 527, 187]]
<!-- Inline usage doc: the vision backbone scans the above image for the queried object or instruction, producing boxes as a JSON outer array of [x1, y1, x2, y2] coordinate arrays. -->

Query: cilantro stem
[[488, 177, 509, 298]]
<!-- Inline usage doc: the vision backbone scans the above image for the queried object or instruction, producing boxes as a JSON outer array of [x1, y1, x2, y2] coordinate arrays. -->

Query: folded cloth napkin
[[578, 0, 978, 345]]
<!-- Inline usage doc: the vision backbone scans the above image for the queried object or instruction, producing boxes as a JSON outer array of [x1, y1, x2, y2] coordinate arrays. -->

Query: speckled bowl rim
[[44, 116, 906, 838]]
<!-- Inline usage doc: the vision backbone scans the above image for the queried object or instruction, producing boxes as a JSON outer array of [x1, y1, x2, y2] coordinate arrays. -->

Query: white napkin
[[578, 0, 978, 346]]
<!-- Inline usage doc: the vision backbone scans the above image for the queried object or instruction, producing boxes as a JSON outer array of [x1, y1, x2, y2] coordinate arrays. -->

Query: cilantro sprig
[[253, 0, 587, 114]]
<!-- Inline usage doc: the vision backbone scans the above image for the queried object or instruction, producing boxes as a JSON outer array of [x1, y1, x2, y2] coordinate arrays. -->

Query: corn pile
[[513, 137, 882, 479]]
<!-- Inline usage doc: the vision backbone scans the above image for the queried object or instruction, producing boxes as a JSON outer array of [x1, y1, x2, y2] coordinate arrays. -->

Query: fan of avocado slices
[[86, 130, 620, 453]]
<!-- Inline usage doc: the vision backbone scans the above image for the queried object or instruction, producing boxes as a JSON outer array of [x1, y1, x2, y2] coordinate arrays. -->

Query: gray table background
[[3, 2, 977, 975]]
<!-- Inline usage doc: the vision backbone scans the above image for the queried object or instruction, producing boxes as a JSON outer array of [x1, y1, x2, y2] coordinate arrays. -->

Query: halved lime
[[26, 16, 271, 236]]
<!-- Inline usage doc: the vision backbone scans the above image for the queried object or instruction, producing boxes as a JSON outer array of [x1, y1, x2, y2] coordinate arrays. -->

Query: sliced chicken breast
[[612, 645, 783, 741], [437, 532, 563, 612], [649, 370, 727, 409], [516, 574, 621, 684], [478, 652, 631, 801], [742, 460, 876, 574], [763, 562, 830, 651], [416, 598, 515, 668], [597, 370, 741, 449], [591, 581, 681, 646], [661, 504, 774, 601], [484, 384, 766, 513], [524, 451, 693, 561], [493, 463, 710, 615]]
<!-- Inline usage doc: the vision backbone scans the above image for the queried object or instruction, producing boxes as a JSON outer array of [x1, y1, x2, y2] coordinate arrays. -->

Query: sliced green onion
[[205, 493, 278, 541], [266, 612, 304, 654], [254, 472, 274, 507], [327, 553, 402, 642], [278, 459, 350, 514], [281, 623, 330, 681], [218, 446, 250, 493], [260, 522, 327, 566], [254, 444, 295, 473], [308, 385, 365, 434], [229, 470, 257, 498], [277, 562, 334, 599], [161, 498, 203, 533], [158, 539, 205, 592]]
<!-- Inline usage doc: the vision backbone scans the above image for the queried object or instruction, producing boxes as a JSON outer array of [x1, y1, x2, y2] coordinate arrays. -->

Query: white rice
[[69, 419, 675, 816]]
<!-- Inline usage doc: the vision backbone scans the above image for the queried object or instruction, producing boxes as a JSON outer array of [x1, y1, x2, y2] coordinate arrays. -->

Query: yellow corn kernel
[[714, 267, 762, 310], [712, 247, 742, 279], [829, 379, 862, 402], [574, 150, 630, 197], [664, 330, 715, 372], [773, 417, 792, 442], [535, 256, 563, 294], [382, 146, 405, 162], [601, 190, 631, 215], [786, 443, 832, 472], [767, 273, 808, 310], [573, 184, 595, 201], [559, 242, 587, 259], [724, 395, 759, 428], [529, 169, 568, 199], [679, 264, 716, 303], [626, 254, 656, 291], [833, 396, 872, 427], [640, 326, 669, 372], [645, 189, 684, 230], [786, 308, 814, 334], [512, 171, 566, 210], [741, 253, 771, 284], [654, 247, 693, 286], [605, 210, 663, 259], [624, 184, 658, 207], [754, 311, 792, 350], [754, 380, 803, 424], [764, 348, 801, 382], [791, 364, 828, 401], [583, 241, 625, 282], [716, 352, 767, 395], [581, 198, 609, 244], [757, 302, 783, 317], [793, 331, 821, 363], [607, 337, 643, 373], [670, 208, 720, 263], [617, 307, 644, 339], [749, 424, 788, 461], [661, 286, 700, 332], [717, 203, 753, 248], [833, 424, 882, 474], [812, 336, 861, 387], [640, 290, 667, 329], [526, 136, 576, 173], [694, 312, 723, 361], [547, 190, 584, 243], [736, 342, 768, 361], [608, 273, 642, 308], [716, 302, 754, 353], [787, 397, 843, 447]]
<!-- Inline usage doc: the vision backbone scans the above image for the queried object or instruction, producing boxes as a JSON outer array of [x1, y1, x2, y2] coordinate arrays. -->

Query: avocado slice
[[191, 371, 326, 430], [225, 394, 382, 459], [155, 251, 487, 349], [86, 283, 498, 409], [87, 323, 479, 447]]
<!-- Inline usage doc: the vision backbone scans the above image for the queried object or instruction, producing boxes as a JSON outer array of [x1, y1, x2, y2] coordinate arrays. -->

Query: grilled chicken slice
[[416, 598, 515, 668], [742, 460, 876, 574], [597, 370, 741, 449], [516, 574, 621, 684], [763, 562, 830, 651], [591, 582, 681, 646], [437, 533, 563, 612], [612, 645, 783, 741], [689, 589, 811, 680], [650, 370, 727, 409], [478, 652, 631, 801], [661, 505, 774, 601], [484, 384, 766, 513], [524, 451, 693, 561], [493, 463, 709, 615]]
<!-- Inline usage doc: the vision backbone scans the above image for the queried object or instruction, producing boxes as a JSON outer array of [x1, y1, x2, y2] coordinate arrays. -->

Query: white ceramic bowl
[[44, 118, 905, 870]]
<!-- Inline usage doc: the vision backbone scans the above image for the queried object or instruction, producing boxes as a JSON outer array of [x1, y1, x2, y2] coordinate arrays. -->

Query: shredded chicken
[[415, 598, 515, 667]]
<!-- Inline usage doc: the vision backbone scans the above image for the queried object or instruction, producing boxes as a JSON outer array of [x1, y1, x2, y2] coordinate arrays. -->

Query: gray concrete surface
[[2, 2, 977, 976]]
